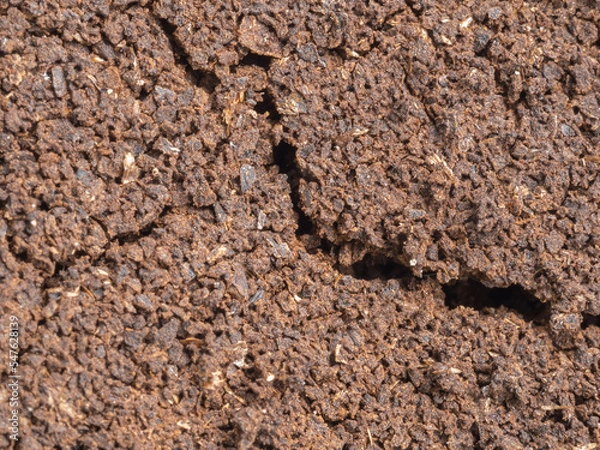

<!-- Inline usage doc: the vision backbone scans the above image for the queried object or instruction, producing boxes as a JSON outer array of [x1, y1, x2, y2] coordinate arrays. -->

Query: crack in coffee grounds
[[272, 134, 551, 323], [3, 2, 600, 448], [156, 18, 220, 94]]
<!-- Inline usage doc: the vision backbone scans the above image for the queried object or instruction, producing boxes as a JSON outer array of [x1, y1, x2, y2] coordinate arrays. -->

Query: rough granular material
[[1, 1, 599, 448]]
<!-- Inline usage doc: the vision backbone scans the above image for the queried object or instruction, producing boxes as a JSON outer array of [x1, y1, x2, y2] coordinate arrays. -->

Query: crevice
[[254, 431, 276, 450], [582, 313, 600, 329], [156, 18, 220, 93], [272, 139, 413, 279], [239, 52, 273, 69], [443, 279, 550, 323], [471, 423, 483, 450], [338, 253, 411, 281], [191, 69, 221, 94], [272, 140, 314, 238], [236, 52, 280, 121], [117, 205, 172, 245], [542, 408, 567, 424], [271, 89, 547, 327], [138, 89, 150, 101], [255, 90, 281, 121], [38, 204, 173, 293], [492, 68, 524, 128]]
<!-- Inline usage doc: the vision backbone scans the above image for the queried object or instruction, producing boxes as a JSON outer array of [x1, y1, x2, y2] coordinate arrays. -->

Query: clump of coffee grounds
[[1, 1, 599, 448]]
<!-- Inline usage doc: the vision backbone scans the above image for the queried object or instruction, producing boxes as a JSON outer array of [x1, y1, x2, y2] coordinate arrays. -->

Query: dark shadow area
[[339, 254, 412, 281], [254, 90, 281, 120], [582, 313, 600, 329], [190, 70, 220, 93], [443, 279, 550, 323], [240, 52, 272, 69], [272, 140, 313, 236], [470, 423, 483, 450], [272, 140, 297, 176], [272, 140, 410, 271]]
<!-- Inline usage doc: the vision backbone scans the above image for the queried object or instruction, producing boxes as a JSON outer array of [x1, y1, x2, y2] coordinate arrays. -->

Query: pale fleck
[[66, 287, 80, 298], [249, 289, 264, 304], [351, 127, 369, 137], [256, 210, 267, 230], [121, 152, 138, 184], [440, 35, 453, 46], [207, 371, 224, 389], [334, 343, 348, 364], [459, 17, 473, 29], [177, 421, 191, 430]]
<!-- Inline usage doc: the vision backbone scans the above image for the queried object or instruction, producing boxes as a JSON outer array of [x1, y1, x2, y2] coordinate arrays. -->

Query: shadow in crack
[[272, 140, 314, 237], [157, 18, 220, 93], [271, 130, 551, 329], [240, 52, 273, 69], [339, 253, 412, 281], [255, 90, 281, 120], [443, 279, 550, 323], [582, 313, 600, 329]]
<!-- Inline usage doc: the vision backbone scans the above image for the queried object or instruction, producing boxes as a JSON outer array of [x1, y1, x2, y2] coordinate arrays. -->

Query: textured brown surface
[[268, 3, 600, 335], [1, 0, 600, 448]]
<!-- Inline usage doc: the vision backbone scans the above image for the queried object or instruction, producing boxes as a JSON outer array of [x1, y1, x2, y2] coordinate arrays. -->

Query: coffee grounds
[[1, 1, 599, 448]]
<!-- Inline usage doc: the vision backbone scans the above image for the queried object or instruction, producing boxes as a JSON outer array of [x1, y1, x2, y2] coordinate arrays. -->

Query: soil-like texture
[[1, 0, 600, 448]]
